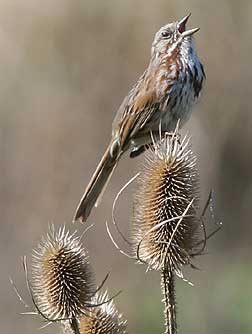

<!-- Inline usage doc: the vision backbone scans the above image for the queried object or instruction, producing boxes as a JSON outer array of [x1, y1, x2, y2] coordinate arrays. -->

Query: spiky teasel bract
[[62, 292, 127, 334], [132, 132, 200, 273], [31, 225, 95, 321]]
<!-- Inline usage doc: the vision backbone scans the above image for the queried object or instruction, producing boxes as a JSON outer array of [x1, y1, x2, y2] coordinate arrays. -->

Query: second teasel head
[[132, 132, 200, 272], [31, 225, 95, 321]]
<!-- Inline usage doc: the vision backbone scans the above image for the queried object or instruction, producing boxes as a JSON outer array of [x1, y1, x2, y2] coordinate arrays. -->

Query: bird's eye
[[161, 30, 170, 38]]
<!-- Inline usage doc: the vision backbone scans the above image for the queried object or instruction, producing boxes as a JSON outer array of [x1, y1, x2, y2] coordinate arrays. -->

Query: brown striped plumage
[[74, 14, 205, 223]]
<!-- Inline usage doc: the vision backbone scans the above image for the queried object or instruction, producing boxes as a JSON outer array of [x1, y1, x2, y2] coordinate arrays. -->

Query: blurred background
[[1, 0, 252, 333]]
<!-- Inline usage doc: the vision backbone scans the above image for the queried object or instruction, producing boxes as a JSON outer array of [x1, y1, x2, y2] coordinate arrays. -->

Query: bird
[[74, 14, 205, 223]]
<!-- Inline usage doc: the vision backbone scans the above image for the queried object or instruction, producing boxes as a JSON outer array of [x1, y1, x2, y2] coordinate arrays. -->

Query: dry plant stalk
[[15, 131, 218, 334], [132, 131, 200, 334]]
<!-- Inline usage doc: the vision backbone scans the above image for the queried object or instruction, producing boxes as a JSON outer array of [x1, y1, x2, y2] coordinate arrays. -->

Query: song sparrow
[[74, 14, 205, 223]]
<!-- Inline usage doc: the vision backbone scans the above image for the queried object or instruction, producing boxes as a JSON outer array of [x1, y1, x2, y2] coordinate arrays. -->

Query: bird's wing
[[113, 65, 163, 146], [118, 89, 159, 146]]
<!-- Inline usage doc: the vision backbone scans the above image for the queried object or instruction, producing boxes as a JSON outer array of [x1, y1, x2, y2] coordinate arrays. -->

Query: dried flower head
[[61, 292, 126, 334], [31, 225, 95, 321], [132, 132, 200, 272], [78, 292, 127, 334]]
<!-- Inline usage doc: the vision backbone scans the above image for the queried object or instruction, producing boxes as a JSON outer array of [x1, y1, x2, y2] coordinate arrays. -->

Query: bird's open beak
[[178, 14, 200, 37]]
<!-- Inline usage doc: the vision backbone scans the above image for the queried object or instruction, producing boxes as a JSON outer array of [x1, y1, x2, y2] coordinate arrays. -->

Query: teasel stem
[[70, 318, 81, 334], [131, 129, 198, 334], [161, 264, 177, 334]]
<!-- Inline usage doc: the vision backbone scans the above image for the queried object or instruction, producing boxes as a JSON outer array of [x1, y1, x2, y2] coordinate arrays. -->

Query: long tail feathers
[[74, 142, 118, 223]]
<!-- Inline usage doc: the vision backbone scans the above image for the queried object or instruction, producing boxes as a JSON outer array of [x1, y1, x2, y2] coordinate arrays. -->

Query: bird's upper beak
[[178, 14, 200, 37]]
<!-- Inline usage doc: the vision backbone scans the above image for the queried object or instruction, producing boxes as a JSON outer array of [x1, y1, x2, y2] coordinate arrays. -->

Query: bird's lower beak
[[181, 27, 200, 37], [178, 14, 200, 37]]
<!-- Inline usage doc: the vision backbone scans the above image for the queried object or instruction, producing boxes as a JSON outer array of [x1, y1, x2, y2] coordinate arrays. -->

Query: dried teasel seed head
[[31, 225, 95, 321], [132, 132, 200, 272], [78, 292, 127, 334], [62, 292, 127, 334]]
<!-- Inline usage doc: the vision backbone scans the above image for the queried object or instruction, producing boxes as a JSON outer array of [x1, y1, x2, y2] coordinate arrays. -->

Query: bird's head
[[151, 14, 199, 58]]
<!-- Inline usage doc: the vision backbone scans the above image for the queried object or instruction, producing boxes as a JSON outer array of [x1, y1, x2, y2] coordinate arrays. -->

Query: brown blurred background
[[1, 0, 252, 333]]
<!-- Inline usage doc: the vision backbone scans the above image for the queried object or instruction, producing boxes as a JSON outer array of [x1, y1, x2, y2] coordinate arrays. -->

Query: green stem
[[161, 266, 177, 334]]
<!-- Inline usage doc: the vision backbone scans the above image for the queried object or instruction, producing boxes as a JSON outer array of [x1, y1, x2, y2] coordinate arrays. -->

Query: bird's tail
[[74, 140, 119, 223]]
